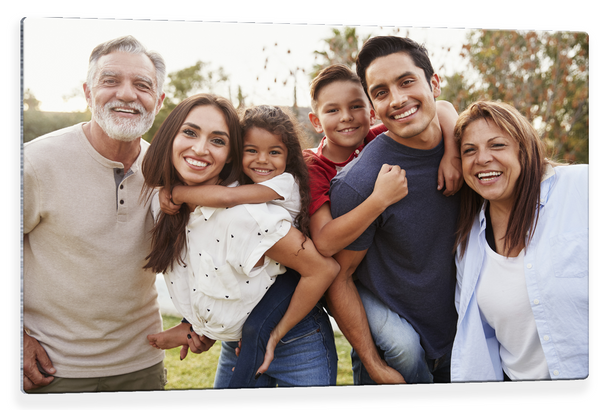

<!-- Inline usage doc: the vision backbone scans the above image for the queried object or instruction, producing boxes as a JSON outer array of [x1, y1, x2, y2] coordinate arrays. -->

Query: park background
[[6, 1, 598, 410], [22, 19, 588, 164]]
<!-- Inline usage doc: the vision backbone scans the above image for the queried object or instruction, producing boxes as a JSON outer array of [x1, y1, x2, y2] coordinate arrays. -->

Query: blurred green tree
[[310, 27, 364, 78], [23, 89, 90, 143], [440, 30, 588, 163], [144, 61, 229, 142]]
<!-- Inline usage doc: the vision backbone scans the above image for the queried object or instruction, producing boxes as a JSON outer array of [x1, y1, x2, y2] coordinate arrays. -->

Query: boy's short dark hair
[[356, 36, 434, 98], [310, 64, 362, 112]]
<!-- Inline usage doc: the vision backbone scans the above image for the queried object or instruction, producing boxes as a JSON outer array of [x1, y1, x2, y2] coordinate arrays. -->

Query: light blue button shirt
[[452, 164, 589, 382]]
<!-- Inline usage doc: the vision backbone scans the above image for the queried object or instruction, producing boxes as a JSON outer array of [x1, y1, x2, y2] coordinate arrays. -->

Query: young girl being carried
[[150, 104, 409, 386], [146, 104, 343, 387]]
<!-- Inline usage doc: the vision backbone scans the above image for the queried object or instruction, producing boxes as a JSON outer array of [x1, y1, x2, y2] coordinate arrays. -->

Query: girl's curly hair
[[239, 105, 312, 242]]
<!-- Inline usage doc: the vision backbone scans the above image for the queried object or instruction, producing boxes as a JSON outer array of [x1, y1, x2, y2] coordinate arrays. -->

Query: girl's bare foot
[[147, 322, 192, 350]]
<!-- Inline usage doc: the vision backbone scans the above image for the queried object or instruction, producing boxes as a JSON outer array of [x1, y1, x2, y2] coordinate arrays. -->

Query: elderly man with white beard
[[23, 35, 166, 393]]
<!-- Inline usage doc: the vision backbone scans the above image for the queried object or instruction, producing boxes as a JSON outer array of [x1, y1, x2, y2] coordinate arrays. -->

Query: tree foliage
[[143, 61, 229, 142], [441, 30, 588, 163], [22, 89, 90, 143], [311, 27, 365, 78], [309, 27, 410, 79], [23, 89, 41, 111]]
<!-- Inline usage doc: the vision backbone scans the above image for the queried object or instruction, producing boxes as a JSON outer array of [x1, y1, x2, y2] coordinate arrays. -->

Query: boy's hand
[[437, 154, 463, 196], [159, 187, 181, 215], [367, 361, 407, 385], [372, 164, 408, 207]]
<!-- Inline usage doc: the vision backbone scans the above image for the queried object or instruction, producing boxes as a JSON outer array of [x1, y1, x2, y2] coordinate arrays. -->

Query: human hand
[[372, 164, 408, 207], [159, 186, 181, 215], [23, 330, 56, 391], [235, 339, 242, 357], [437, 153, 463, 196], [254, 331, 280, 380], [367, 360, 406, 385], [179, 331, 216, 360]]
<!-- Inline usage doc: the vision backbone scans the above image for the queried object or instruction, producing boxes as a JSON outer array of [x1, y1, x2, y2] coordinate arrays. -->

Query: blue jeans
[[352, 282, 451, 384], [213, 271, 337, 388]]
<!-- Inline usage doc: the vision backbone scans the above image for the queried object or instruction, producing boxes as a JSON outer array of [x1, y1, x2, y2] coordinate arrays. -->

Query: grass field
[[161, 314, 354, 389]]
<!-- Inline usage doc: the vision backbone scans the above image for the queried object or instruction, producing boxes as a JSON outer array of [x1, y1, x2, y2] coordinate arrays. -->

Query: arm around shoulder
[[172, 183, 281, 208], [436, 100, 463, 196]]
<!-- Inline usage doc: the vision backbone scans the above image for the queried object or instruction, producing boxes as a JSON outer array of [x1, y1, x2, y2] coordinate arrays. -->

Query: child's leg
[[253, 303, 338, 387], [213, 341, 238, 388], [147, 322, 192, 350], [227, 269, 300, 388], [353, 282, 432, 384]]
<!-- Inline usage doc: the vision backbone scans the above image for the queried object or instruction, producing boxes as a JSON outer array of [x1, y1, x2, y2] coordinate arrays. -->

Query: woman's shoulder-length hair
[[454, 100, 548, 258]]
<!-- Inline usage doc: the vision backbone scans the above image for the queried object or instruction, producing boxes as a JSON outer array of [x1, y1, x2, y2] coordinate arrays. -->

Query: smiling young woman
[[141, 94, 339, 389], [171, 104, 233, 187]]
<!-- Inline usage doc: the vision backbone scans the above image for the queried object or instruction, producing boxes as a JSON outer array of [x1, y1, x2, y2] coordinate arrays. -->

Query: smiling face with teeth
[[84, 51, 164, 142], [242, 126, 288, 184], [308, 80, 376, 163], [460, 118, 522, 210], [365, 52, 441, 150], [171, 104, 232, 186]]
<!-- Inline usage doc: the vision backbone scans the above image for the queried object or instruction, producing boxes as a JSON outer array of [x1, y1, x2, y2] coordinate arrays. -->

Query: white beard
[[93, 100, 156, 142]]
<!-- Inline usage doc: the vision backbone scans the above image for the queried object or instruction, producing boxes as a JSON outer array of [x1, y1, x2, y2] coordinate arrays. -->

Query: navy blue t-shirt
[[330, 133, 459, 359]]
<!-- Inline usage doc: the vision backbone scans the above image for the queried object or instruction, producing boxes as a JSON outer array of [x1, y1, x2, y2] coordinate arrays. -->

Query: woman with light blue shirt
[[451, 101, 588, 382]]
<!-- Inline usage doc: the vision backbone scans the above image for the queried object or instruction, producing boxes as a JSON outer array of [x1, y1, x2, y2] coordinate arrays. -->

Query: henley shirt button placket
[[115, 168, 125, 220]]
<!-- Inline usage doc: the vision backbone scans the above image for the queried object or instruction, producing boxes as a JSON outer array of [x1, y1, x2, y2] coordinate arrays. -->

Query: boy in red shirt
[[304, 64, 461, 257]]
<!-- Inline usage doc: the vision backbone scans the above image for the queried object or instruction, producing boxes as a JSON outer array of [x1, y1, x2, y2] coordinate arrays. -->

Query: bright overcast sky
[[23, 18, 471, 112]]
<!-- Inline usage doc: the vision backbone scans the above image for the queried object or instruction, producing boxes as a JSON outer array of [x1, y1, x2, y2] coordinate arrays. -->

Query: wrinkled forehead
[[93, 51, 157, 85]]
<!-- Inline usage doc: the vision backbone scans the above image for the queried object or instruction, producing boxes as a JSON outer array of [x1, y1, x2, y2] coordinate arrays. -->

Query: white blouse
[[151, 186, 292, 341]]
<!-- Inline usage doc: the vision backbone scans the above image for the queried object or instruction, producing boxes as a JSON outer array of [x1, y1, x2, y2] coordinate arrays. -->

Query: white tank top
[[476, 242, 550, 380]]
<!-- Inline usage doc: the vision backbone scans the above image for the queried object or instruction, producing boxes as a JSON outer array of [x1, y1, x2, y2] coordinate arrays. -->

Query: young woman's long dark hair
[[239, 105, 312, 242], [454, 101, 548, 258], [142, 94, 243, 273]]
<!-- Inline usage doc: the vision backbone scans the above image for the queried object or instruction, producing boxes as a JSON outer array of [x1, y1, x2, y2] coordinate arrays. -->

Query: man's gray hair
[[86, 35, 166, 96]]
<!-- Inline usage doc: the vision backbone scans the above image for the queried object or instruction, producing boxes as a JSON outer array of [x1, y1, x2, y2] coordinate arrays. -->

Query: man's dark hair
[[356, 36, 434, 98]]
